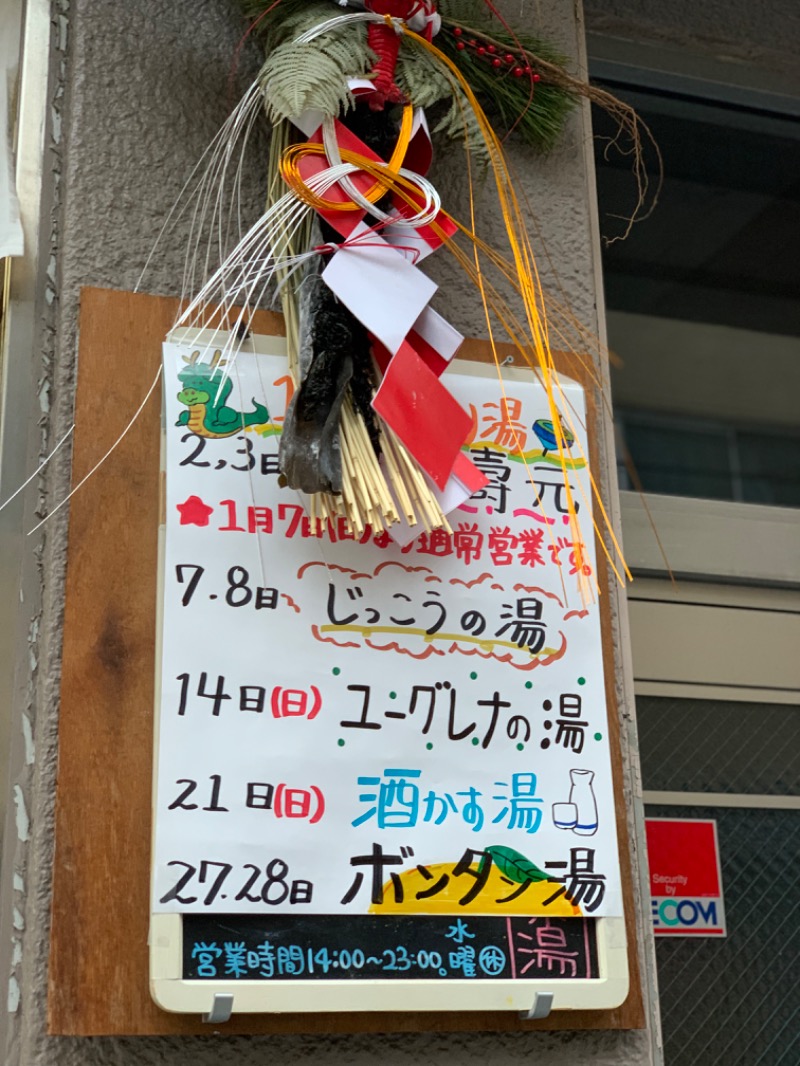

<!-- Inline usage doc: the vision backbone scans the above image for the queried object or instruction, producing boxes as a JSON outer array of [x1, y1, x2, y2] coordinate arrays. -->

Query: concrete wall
[[0, 1, 658, 1063]]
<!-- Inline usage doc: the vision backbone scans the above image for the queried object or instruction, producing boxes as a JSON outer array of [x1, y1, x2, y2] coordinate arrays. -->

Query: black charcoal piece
[[278, 102, 399, 493]]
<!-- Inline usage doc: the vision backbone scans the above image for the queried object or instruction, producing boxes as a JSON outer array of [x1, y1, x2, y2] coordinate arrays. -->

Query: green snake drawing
[[175, 362, 269, 439]]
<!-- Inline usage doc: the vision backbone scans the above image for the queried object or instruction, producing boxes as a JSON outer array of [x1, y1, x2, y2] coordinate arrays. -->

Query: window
[[591, 60, 800, 508], [615, 408, 800, 507]]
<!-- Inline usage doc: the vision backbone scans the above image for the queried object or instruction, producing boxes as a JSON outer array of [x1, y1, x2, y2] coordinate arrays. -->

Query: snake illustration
[[175, 362, 269, 439]]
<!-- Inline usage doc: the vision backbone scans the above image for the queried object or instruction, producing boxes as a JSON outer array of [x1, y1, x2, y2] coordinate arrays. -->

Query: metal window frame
[[587, 33, 800, 123], [0, 0, 53, 1054], [0, 0, 50, 818], [587, 37, 800, 591]]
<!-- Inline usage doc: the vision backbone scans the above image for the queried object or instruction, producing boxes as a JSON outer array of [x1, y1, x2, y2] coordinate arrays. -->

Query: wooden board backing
[[48, 287, 644, 1035]]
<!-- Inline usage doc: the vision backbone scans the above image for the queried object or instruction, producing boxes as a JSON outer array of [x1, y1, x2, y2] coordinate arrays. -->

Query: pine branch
[[261, 41, 357, 122], [435, 20, 576, 153], [248, 1, 375, 121]]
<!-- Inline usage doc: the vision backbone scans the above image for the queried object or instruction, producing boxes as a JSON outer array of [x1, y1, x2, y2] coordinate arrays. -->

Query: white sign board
[[150, 332, 628, 1015]]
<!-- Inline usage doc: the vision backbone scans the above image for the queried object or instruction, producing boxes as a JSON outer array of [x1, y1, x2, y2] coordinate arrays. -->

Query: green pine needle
[[436, 18, 577, 153], [240, 0, 577, 153], [243, 0, 374, 122]]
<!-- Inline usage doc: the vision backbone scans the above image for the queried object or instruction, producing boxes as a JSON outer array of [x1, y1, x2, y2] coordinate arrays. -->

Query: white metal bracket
[[202, 993, 234, 1024], [518, 992, 554, 1020]]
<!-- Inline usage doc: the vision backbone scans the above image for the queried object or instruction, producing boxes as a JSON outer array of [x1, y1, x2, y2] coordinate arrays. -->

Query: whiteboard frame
[[149, 911, 629, 1014], [150, 327, 630, 1016]]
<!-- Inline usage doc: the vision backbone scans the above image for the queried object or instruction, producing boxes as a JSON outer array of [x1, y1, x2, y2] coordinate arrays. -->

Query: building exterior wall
[[0, 1, 659, 1063], [584, 3, 800, 1063], [584, 0, 800, 85]]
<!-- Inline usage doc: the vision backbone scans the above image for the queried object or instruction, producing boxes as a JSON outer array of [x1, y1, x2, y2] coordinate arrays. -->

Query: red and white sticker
[[646, 818, 726, 937]]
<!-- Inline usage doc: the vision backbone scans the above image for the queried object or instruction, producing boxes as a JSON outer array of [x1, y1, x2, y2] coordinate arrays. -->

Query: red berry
[[487, 44, 496, 53], [456, 41, 465, 50], [477, 46, 486, 55], [524, 65, 532, 74], [492, 57, 502, 68], [505, 53, 515, 63], [468, 39, 477, 47], [453, 27, 462, 36], [533, 73, 541, 82], [513, 66, 524, 77]]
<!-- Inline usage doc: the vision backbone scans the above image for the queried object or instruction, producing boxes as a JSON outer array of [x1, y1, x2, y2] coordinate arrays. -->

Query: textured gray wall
[[0, 0, 658, 1063]]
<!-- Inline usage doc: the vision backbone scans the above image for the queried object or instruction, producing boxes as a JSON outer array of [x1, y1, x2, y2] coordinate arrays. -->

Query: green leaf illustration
[[485, 845, 550, 884]]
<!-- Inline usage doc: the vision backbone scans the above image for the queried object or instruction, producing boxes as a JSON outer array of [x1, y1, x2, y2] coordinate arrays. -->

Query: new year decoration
[[166, 0, 651, 585]]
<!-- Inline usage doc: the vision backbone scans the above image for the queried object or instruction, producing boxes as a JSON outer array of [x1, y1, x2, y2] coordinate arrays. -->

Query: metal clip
[[202, 993, 234, 1024], [518, 992, 554, 1020]]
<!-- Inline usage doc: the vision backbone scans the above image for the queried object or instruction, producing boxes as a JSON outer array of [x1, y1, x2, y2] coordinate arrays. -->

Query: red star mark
[[176, 495, 214, 527]]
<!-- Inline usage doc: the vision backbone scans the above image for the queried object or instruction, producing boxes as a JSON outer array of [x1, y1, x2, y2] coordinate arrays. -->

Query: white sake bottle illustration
[[569, 769, 598, 836]]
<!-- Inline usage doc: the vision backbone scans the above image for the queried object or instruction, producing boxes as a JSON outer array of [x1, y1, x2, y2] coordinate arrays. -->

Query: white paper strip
[[412, 306, 463, 363], [322, 224, 436, 355]]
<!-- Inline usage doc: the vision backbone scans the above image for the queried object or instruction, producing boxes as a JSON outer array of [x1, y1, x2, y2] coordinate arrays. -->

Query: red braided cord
[[365, 0, 419, 108], [367, 22, 403, 104]]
